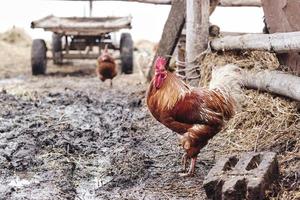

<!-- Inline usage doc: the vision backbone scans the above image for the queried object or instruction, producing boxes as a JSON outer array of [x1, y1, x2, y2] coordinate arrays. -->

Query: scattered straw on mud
[[199, 50, 300, 199]]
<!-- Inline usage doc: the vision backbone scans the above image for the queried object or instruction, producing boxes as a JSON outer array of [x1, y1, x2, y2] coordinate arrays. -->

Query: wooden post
[[186, 0, 210, 86], [176, 41, 186, 77], [147, 0, 186, 81], [89, 0, 93, 17]]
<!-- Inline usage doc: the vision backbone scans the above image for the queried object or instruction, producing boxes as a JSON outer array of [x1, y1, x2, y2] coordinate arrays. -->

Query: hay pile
[[200, 50, 300, 199], [134, 40, 157, 80], [0, 27, 32, 47], [0, 27, 31, 78]]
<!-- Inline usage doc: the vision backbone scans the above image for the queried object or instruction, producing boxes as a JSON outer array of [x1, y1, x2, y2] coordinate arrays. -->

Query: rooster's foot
[[179, 157, 197, 177]]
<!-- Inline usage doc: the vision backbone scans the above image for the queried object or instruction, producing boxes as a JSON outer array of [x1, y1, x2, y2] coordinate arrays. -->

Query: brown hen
[[96, 45, 117, 87]]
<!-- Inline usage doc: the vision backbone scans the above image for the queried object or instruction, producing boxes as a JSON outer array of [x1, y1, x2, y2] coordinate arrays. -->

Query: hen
[[146, 57, 242, 176], [96, 45, 117, 87]]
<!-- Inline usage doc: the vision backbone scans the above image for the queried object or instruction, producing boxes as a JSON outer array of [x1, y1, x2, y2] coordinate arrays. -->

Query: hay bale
[[199, 50, 280, 86], [199, 50, 299, 199], [134, 40, 157, 81], [0, 27, 32, 46]]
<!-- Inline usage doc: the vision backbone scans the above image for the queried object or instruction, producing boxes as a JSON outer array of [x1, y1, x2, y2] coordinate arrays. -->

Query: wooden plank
[[63, 53, 99, 59], [147, 0, 186, 81], [55, 0, 172, 4], [186, 0, 210, 86], [210, 31, 300, 53], [262, 0, 300, 74], [32, 15, 132, 29], [31, 15, 132, 35], [54, 0, 262, 6]]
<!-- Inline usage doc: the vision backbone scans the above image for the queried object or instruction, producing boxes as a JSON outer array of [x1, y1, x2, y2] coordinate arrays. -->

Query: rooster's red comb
[[155, 56, 167, 71]]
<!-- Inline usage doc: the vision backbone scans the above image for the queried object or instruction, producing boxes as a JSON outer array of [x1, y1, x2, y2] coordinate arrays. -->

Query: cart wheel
[[120, 33, 133, 74], [52, 33, 62, 64], [31, 39, 47, 75]]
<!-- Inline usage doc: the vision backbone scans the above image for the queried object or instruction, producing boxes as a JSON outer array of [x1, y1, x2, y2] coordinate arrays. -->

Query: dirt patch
[[0, 75, 213, 199]]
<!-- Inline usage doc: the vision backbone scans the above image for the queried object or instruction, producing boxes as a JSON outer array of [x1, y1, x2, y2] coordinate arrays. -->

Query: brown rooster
[[146, 57, 242, 176], [96, 45, 117, 87]]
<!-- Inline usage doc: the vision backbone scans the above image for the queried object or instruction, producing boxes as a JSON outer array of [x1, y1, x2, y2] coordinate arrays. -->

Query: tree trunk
[[242, 70, 300, 102], [146, 0, 186, 81], [211, 31, 300, 53], [186, 0, 210, 86]]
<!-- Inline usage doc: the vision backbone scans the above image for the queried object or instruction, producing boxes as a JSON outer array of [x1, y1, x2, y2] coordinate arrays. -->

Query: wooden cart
[[30, 15, 133, 75]]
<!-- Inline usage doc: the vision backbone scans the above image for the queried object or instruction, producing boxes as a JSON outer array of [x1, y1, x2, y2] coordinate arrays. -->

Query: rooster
[[146, 57, 242, 176], [96, 45, 117, 87]]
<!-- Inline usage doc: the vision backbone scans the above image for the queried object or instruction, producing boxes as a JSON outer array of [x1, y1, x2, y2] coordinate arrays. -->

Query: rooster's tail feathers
[[209, 64, 244, 111]]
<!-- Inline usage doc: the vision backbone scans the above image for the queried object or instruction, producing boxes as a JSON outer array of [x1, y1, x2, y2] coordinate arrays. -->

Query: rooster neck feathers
[[151, 72, 191, 110], [149, 56, 192, 110]]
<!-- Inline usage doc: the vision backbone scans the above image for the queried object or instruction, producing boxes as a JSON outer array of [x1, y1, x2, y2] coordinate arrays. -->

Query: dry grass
[[199, 50, 300, 199], [0, 27, 32, 78], [0, 27, 31, 46], [199, 50, 280, 86]]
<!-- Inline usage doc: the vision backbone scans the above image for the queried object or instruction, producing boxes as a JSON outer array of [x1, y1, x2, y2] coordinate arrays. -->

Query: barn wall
[[262, 0, 300, 75]]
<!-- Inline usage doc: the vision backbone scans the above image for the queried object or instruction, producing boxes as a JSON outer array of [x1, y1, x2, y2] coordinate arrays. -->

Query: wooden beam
[[52, 0, 262, 6], [63, 53, 99, 59], [210, 31, 300, 53], [182, 29, 261, 36], [53, 0, 172, 5], [147, 0, 186, 81], [242, 70, 300, 102], [219, 0, 261, 7], [186, 0, 210, 86]]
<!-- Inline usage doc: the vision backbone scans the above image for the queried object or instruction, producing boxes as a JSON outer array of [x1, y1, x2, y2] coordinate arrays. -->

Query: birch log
[[219, 0, 261, 7], [186, 0, 210, 86], [211, 32, 300, 53], [242, 70, 300, 102]]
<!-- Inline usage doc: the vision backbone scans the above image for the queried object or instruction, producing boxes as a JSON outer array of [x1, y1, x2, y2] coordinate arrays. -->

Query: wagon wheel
[[31, 39, 47, 75], [120, 33, 133, 74], [52, 33, 63, 64]]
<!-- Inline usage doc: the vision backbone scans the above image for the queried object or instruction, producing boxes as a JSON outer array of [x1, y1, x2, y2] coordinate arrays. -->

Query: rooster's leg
[[110, 80, 113, 88], [187, 157, 197, 175], [179, 157, 197, 177], [181, 154, 188, 172]]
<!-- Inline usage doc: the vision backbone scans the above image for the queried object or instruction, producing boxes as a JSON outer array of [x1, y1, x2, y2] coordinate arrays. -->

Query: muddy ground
[[0, 42, 214, 200]]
